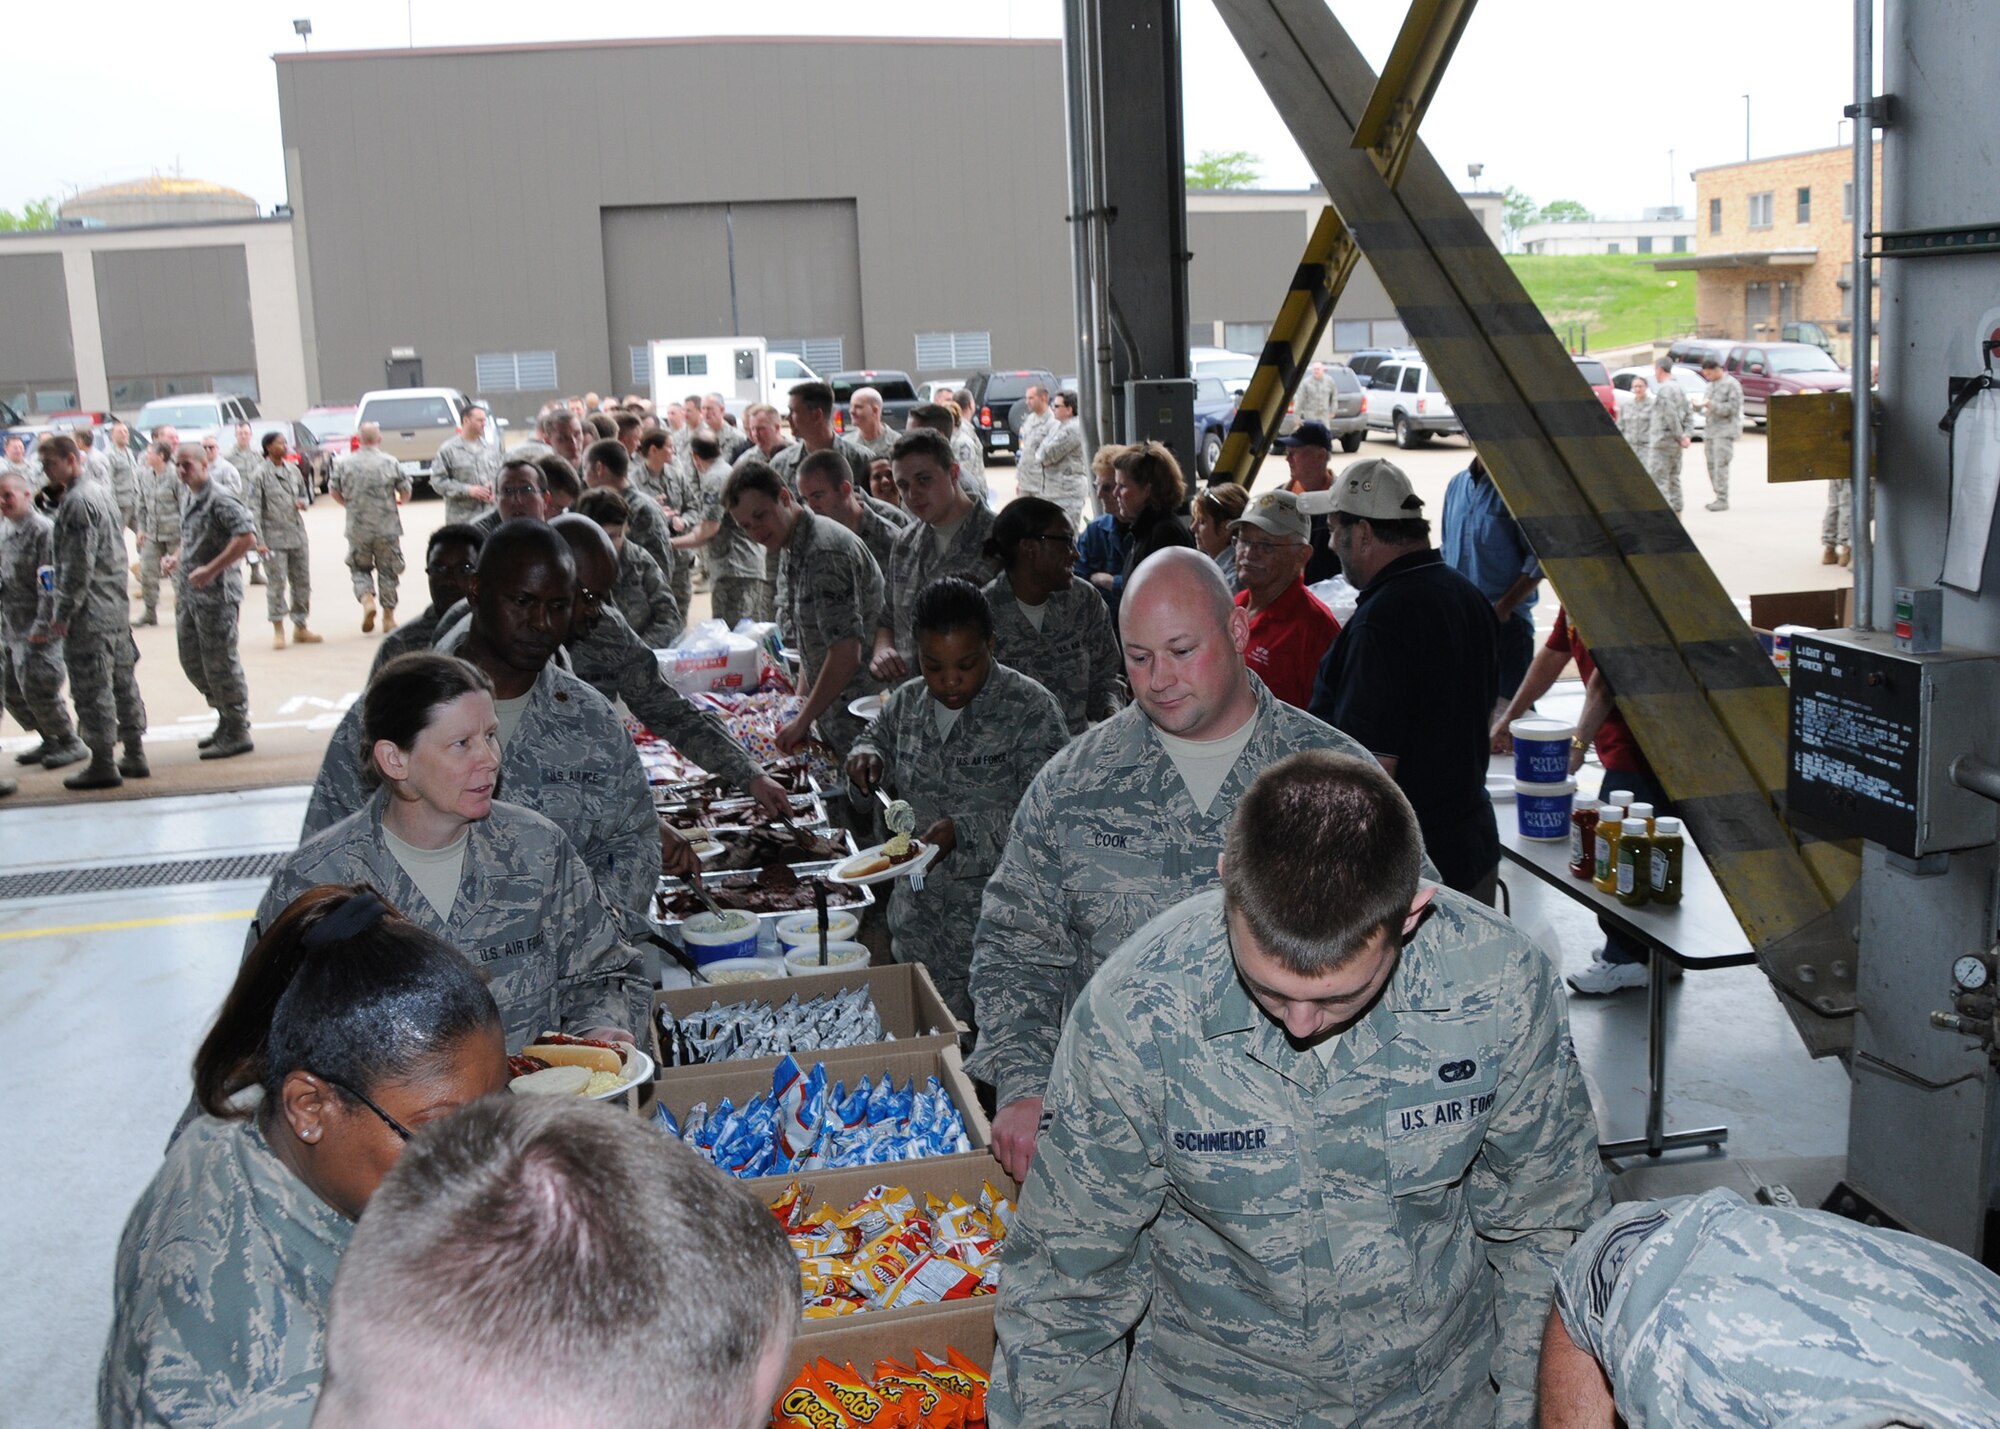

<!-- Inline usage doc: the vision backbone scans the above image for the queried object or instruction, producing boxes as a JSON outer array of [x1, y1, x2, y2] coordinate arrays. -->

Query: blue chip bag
[[650, 1101, 682, 1137], [775, 1056, 828, 1162]]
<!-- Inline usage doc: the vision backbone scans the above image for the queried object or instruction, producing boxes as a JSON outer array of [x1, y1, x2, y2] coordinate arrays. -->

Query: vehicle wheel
[[1339, 433, 1363, 453], [1393, 413, 1415, 450], [1200, 431, 1223, 478]]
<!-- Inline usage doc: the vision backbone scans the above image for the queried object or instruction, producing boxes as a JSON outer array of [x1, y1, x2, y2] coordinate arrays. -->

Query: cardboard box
[[780, 1300, 997, 1399], [1749, 588, 1853, 632], [632, 1043, 993, 1198], [651, 963, 968, 1077]]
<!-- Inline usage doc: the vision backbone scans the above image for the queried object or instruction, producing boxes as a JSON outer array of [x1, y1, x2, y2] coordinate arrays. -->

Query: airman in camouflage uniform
[[103, 425, 142, 536], [773, 506, 885, 760], [1823, 478, 1853, 563], [875, 500, 1000, 667], [99, 1113, 351, 1428], [1015, 386, 1058, 504], [135, 443, 182, 625], [0, 470, 83, 766], [1697, 358, 1742, 511], [637, 434, 702, 617], [694, 456, 771, 627], [1030, 393, 1090, 528], [259, 794, 648, 1045], [430, 411, 502, 525], [948, 424, 989, 506], [44, 437, 148, 788], [169, 445, 260, 759], [965, 676, 1380, 1116], [848, 662, 1068, 1021], [1295, 361, 1337, 426], [982, 570, 1125, 737], [328, 424, 413, 631], [612, 538, 682, 647], [245, 438, 320, 647], [1549, 1188, 2000, 1427], [1644, 363, 1692, 513], [992, 881, 1608, 1428], [301, 626, 660, 933]]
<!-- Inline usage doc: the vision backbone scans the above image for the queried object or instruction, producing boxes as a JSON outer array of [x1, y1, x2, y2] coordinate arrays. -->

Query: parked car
[[1320, 361, 1369, 452], [353, 387, 498, 495], [1665, 337, 1733, 371], [1192, 375, 1242, 477], [1720, 341, 1851, 424], [132, 392, 262, 444], [916, 380, 963, 404], [961, 368, 1058, 460], [1610, 366, 1707, 437], [829, 370, 921, 434], [1572, 356, 1618, 420], [1347, 347, 1418, 387], [1189, 347, 1260, 399], [1363, 357, 1461, 447], [298, 404, 360, 493]]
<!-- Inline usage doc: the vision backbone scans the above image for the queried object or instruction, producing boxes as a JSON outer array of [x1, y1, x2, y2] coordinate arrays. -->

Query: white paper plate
[[590, 1046, 653, 1100], [847, 694, 884, 722], [828, 839, 941, 886]]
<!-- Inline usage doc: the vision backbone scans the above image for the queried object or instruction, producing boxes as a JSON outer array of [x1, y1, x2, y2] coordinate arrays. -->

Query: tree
[[0, 197, 56, 232], [1502, 186, 1537, 250], [1536, 198, 1594, 224], [1185, 149, 1261, 190]]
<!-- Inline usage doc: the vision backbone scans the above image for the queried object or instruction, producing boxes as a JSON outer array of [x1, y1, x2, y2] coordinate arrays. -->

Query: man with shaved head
[[328, 421, 413, 633], [967, 545, 1383, 1179]]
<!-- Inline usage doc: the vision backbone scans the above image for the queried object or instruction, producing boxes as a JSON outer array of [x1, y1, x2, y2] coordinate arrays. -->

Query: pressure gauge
[[1952, 954, 1990, 992]]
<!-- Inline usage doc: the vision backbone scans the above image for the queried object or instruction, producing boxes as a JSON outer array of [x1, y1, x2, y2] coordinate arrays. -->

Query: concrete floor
[[0, 761, 1853, 1422]]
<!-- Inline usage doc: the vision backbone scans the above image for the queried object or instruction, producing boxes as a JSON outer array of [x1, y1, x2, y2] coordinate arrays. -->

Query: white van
[[647, 337, 821, 419]]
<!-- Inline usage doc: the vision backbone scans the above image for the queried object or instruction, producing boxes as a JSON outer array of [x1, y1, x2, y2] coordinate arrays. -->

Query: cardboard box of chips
[[632, 1043, 993, 1199], [771, 1300, 997, 1428], [650, 963, 966, 1081]]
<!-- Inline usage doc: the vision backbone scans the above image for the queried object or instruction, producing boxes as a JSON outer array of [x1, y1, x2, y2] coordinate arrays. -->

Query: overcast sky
[[15, 1, 1868, 221]]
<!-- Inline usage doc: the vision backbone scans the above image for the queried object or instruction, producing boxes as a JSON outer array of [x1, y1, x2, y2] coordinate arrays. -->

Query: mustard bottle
[[1615, 818, 1652, 906], [1594, 806, 1627, 893], [1628, 801, 1657, 835], [1648, 816, 1685, 906]]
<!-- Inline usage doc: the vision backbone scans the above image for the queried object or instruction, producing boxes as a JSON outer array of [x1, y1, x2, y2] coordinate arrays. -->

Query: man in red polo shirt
[[1230, 489, 1339, 708]]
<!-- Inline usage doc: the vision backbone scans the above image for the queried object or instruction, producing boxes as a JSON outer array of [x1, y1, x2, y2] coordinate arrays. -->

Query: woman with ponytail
[[100, 885, 507, 1427]]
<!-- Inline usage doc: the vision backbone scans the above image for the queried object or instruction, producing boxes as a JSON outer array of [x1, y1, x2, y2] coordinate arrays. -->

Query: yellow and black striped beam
[[1210, 206, 1361, 489], [1351, 0, 1479, 190], [1214, 0, 1860, 1054]]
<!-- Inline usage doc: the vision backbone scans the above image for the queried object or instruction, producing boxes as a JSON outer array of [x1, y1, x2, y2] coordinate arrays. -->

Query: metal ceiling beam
[[1212, 0, 1861, 1054]]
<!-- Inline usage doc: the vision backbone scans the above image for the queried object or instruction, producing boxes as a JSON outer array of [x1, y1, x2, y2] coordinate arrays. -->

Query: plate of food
[[507, 1034, 653, 1101], [847, 693, 884, 722], [829, 835, 940, 886]]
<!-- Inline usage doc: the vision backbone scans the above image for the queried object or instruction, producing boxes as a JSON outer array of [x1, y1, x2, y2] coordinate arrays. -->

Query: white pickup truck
[[1362, 356, 1462, 448]]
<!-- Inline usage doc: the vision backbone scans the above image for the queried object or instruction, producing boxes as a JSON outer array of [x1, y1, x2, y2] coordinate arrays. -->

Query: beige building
[[1657, 143, 1880, 362]]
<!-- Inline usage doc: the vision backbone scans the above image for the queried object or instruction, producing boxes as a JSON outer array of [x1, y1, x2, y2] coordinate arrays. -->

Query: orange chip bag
[[916, 1349, 987, 1420], [768, 1179, 814, 1231], [770, 1366, 856, 1429], [874, 1357, 968, 1429], [811, 1358, 910, 1427]]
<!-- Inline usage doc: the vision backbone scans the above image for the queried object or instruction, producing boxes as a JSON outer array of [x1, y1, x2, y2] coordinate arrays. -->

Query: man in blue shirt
[[1440, 453, 1541, 701]]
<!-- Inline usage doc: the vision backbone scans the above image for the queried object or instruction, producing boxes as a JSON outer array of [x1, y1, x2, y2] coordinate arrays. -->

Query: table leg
[[1599, 943, 1731, 1162]]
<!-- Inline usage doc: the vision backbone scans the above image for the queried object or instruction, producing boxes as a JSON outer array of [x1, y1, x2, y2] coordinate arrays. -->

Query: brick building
[[1656, 143, 1880, 363]]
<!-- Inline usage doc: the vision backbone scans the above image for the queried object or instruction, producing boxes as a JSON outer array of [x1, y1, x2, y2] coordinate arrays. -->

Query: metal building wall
[[0, 253, 77, 403], [1186, 207, 1396, 352], [276, 37, 1073, 422], [91, 246, 257, 388]]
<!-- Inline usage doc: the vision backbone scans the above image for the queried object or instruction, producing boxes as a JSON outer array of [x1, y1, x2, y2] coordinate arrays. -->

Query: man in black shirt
[[1307, 458, 1500, 902], [1272, 421, 1341, 585]]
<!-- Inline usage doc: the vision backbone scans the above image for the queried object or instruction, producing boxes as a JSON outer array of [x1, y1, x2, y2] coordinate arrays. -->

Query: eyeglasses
[[315, 1071, 413, 1141]]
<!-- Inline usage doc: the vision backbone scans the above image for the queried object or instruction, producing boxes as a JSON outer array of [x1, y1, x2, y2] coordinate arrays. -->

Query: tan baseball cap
[[1330, 457, 1424, 522], [1230, 489, 1310, 542]]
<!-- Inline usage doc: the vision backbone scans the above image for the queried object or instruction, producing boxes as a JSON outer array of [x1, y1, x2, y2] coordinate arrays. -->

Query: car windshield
[[1194, 376, 1230, 403], [834, 378, 918, 402], [362, 397, 456, 428], [302, 411, 358, 441], [1574, 360, 1609, 385], [984, 376, 1039, 402], [1770, 347, 1841, 374], [1196, 356, 1258, 381], [135, 400, 220, 430]]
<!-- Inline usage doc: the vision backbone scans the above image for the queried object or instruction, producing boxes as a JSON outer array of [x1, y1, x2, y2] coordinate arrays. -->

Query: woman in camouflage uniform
[[101, 885, 507, 1426]]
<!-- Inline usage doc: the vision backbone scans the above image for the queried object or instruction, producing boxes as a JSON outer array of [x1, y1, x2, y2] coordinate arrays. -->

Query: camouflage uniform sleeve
[[427, 441, 475, 502], [1080, 586, 1127, 722], [604, 620, 765, 792], [301, 705, 370, 840], [53, 505, 93, 625], [636, 547, 683, 644], [957, 677, 1067, 872], [991, 976, 1166, 1427], [1465, 925, 1611, 1428], [392, 463, 414, 501], [966, 769, 1077, 1107], [548, 833, 651, 1034], [1039, 417, 1083, 470]]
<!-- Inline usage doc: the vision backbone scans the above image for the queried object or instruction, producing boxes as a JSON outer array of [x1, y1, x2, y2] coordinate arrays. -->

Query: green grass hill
[[1503, 252, 1697, 353]]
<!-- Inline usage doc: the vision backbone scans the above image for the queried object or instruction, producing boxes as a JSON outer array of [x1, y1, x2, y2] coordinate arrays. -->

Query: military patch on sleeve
[[1588, 1207, 1669, 1318]]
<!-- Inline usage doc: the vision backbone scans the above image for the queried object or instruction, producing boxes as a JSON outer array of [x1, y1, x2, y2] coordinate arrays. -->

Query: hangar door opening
[[602, 200, 863, 394]]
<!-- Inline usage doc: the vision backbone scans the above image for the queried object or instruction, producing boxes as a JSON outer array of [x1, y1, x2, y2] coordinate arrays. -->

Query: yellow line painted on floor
[[0, 909, 256, 942]]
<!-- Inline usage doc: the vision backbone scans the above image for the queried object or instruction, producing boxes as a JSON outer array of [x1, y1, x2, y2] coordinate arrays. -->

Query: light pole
[[1667, 148, 1675, 210], [292, 17, 311, 49], [1742, 94, 1751, 161]]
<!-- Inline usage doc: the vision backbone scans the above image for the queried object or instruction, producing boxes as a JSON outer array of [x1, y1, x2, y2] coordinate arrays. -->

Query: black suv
[[829, 370, 922, 435], [963, 369, 1059, 460]]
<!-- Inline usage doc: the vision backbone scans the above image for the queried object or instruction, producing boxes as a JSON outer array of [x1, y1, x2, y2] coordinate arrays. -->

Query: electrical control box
[[1122, 380, 1196, 473], [1788, 628, 2000, 856]]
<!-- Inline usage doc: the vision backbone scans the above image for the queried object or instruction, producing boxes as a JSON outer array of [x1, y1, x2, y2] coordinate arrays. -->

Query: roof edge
[[274, 33, 1059, 62]]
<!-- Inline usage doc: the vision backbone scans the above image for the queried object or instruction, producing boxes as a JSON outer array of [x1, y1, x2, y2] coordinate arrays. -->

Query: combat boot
[[361, 591, 378, 633], [64, 753, 123, 790], [200, 714, 255, 761], [292, 622, 323, 645], [382, 607, 398, 633], [14, 742, 49, 766], [272, 621, 288, 649], [136, 607, 159, 627], [118, 742, 150, 778], [40, 738, 90, 770]]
